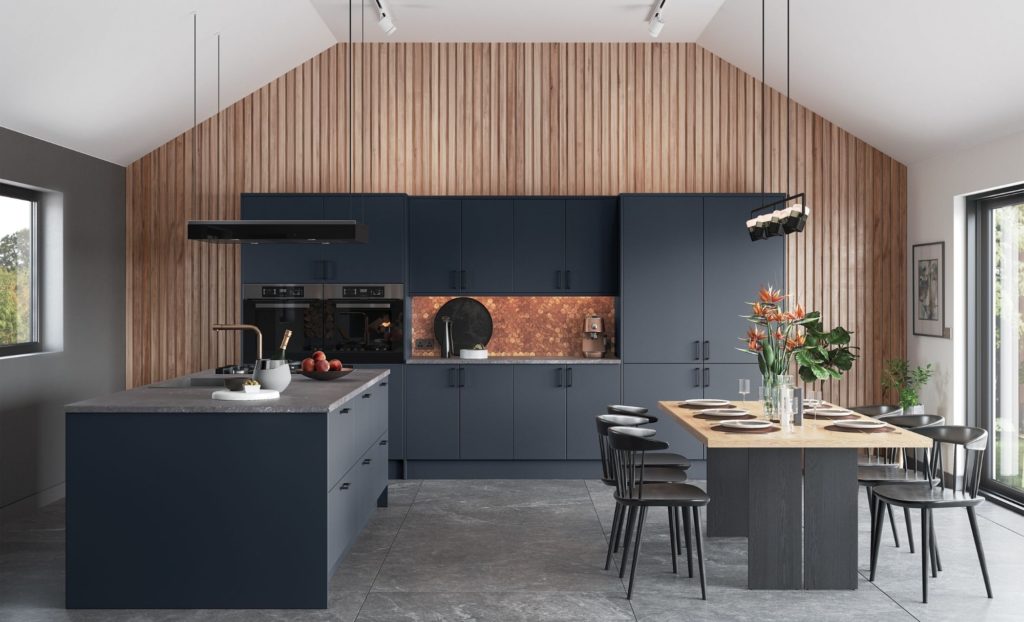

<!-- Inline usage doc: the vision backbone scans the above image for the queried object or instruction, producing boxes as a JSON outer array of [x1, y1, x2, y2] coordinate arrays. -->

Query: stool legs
[[605, 504, 623, 571], [626, 507, 648, 600], [966, 507, 993, 599], [693, 506, 707, 601]]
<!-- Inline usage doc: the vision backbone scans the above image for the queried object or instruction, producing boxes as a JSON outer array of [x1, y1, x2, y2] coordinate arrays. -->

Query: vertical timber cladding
[[125, 42, 907, 408]]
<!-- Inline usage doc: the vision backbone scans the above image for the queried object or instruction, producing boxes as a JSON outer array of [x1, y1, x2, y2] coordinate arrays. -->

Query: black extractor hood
[[187, 220, 368, 244]]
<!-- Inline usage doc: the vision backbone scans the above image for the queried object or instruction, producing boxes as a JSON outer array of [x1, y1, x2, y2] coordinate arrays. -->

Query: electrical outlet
[[415, 339, 435, 349]]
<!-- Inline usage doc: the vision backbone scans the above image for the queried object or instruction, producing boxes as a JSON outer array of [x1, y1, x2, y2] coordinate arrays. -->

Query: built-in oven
[[241, 284, 325, 363], [323, 284, 404, 364]]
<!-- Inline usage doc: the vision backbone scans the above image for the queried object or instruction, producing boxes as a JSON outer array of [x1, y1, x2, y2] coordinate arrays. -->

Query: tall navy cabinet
[[620, 194, 785, 460]]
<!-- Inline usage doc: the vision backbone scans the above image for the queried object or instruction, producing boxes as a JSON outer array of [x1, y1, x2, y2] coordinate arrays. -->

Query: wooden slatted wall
[[125, 42, 906, 407]]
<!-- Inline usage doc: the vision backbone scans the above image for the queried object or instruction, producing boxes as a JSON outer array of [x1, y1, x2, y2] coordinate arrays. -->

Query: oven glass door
[[243, 299, 325, 362], [324, 300, 404, 363]]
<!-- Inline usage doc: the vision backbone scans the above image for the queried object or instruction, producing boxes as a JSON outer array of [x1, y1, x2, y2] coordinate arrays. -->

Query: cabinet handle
[[693, 341, 701, 361], [458, 367, 466, 387], [703, 340, 710, 360], [703, 368, 710, 388], [340, 408, 351, 414], [380, 382, 388, 387], [448, 367, 456, 387], [340, 483, 351, 490], [566, 367, 573, 387], [693, 368, 701, 388], [363, 458, 372, 465], [362, 393, 371, 399], [449, 270, 457, 289], [565, 269, 572, 290], [555, 270, 563, 289], [379, 439, 387, 446], [461, 270, 467, 290], [557, 367, 564, 387]]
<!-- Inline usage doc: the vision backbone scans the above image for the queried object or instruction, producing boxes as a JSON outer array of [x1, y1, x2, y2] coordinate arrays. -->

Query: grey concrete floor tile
[[355, 591, 635, 622]]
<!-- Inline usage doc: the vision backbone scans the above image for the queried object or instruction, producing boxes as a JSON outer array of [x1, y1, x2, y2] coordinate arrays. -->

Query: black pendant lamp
[[748, 0, 809, 242]]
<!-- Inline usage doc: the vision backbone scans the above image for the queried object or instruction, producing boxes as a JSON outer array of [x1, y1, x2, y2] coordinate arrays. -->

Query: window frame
[[0, 182, 41, 357], [970, 185, 1024, 509]]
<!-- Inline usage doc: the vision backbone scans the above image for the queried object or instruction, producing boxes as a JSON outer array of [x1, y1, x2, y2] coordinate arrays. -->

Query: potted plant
[[794, 316, 860, 391], [881, 359, 934, 414]]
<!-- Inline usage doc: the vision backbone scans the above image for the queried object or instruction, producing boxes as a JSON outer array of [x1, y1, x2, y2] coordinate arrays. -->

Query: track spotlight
[[648, 1, 666, 38], [375, 0, 397, 35]]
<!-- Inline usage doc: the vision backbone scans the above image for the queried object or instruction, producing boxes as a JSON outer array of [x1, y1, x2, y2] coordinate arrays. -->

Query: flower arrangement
[[740, 285, 859, 387], [739, 286, 810, 381]]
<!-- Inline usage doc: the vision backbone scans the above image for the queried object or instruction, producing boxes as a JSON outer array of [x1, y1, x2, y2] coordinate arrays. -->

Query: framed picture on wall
[[912, 242, 945, 337]]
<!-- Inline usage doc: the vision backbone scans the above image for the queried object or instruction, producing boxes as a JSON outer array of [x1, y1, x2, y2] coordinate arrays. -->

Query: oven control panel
[[341, 286, 386, 298], [261, 285, 305, 298]]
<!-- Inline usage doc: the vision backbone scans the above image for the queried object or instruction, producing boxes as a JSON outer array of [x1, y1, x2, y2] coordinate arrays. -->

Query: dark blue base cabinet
[[404, 363, 620, 477], [66, 386, 388, 609]]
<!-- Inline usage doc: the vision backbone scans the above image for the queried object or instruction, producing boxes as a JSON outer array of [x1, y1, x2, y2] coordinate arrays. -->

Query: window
[[973, 186, 1024, 506], [0, 183, 39, 356]]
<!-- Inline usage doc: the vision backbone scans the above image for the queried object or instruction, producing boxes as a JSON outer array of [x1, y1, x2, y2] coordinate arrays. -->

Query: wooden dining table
[[657, 400, 933, 590]]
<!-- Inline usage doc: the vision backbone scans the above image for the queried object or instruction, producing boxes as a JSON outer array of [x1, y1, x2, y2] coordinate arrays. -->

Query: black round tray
[[433, 297, 493, 353]]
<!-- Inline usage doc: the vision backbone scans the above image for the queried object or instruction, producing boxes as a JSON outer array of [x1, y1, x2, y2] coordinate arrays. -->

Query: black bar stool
[[607, 426, 710, 600], [869, 425, 993, 603], [595, 415, 692, 576], [859, 414, 944, 552]]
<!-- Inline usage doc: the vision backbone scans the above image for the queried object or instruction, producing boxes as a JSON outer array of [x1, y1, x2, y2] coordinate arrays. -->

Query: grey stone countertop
[[406, 356, 621, 365], [66, 368, 389, 414]]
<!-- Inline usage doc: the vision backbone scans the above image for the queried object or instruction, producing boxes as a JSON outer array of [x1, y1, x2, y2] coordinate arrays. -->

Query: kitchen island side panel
[[66, 411, 327, 609]]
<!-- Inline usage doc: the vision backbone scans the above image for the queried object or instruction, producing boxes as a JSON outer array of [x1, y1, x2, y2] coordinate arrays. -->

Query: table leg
[[707, 448, 749, 537], [748, 448, 802, 589], [804, 448, 858, 589]]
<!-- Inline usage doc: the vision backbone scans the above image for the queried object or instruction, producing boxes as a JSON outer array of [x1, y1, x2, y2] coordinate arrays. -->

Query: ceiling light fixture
[[375, 0, 396, 35], [648, 1, 666, 38], [747, 0, 808, 241]]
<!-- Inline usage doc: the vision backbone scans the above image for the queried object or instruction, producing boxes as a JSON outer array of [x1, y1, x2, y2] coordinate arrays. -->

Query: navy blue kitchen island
[[65, 369, 390, 609]]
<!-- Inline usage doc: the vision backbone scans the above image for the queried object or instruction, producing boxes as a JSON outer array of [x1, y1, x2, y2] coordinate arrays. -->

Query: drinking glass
[[738, 378, 750, 401], [805, 388, 818, 407]]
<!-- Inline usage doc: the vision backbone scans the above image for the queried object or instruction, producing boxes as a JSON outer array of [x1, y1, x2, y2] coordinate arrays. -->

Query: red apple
[[314, 359, 331, 373], [313, 351, 327, 361], [329, 359, 342, 371], [301, 358, 315, 373]]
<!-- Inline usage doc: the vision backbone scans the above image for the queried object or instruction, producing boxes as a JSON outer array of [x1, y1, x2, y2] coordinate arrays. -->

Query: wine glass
[[738, 378, 750, 402]]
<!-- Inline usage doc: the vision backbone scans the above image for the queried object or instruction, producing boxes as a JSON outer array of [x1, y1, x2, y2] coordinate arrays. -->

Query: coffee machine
[[581, 315, 608, 359]]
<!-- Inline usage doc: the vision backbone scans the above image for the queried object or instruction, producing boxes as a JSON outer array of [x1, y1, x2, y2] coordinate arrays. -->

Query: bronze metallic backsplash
[[410, 296, 616, 357]]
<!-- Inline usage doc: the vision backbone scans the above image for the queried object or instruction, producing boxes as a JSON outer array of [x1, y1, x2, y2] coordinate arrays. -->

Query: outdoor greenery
[[881, 358, 934, 410], [0, 228, 31, 346]]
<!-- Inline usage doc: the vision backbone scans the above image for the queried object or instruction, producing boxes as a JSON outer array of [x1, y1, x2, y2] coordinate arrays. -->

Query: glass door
[[978, 192, 1024, 502]]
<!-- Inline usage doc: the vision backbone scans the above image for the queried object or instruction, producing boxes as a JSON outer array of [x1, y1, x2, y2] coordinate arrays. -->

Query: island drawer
[[327, 431, 389, 574], [327, 384, 388, 490]]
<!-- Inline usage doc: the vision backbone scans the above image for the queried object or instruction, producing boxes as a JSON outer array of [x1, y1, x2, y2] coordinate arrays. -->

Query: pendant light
[[747, 0, 809, 242]]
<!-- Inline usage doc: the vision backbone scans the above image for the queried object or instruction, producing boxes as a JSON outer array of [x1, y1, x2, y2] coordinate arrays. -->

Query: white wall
[[908, 129, 1024, 425]]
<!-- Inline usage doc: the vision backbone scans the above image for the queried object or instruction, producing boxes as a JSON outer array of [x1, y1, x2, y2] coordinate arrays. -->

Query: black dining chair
[[869, 425, 993, 604], [607, 405, 692, 469], [859, 414, 945, 552], [607, 426, 710, 600], [852, 404, 904, 471], [595, 415, 692, 576]]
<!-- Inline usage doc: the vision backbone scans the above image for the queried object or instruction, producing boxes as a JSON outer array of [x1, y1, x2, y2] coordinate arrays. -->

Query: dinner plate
[[682, 398, 731, 407], [803, 399, 825, 408], [833, 419, 887, 430], [698, 408, 751, 418], [806, 407, 854, 418], [719, 419, 773, 430]]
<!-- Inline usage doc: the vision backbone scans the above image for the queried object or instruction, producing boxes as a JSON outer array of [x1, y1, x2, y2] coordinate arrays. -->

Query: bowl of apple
[[298, 351, 354, 380]]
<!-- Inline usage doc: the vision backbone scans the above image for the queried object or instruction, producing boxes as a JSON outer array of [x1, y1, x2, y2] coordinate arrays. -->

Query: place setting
[[824, 419, 900, 434], [710, 419, 781, 434]]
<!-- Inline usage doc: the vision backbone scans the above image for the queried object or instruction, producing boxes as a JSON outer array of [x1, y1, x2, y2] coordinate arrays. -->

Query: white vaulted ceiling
[[0, 1, 1022, 166]]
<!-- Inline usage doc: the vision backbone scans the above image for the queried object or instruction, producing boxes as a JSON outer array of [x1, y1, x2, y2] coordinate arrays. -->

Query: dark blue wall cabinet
[[513, 365, 568, 459], [513, 198, 619, 294], [623, 363, 704, 459], [565, 364, 622, 459], [408, 198, 514, 293], [405, 365, 461, 459], [462, 199, 514, 292], [459, 365, 514, 459], [241, 195, 325, 283], [565, 198, 619, 294], [241, 193, 408, 284], [323, 195, 407, 283], [408, 198, 461, 292], [514, 199, 566, 293], [621, 196, 704, 363], [702, 196, 785, 363]]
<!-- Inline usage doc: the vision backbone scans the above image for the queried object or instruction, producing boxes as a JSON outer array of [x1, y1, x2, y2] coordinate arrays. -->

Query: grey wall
[[0, 126, 124, 511]]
